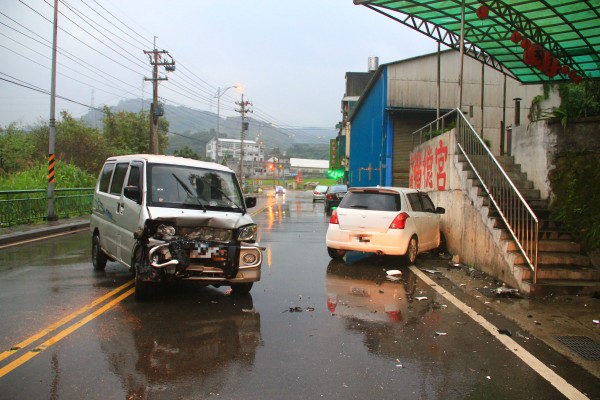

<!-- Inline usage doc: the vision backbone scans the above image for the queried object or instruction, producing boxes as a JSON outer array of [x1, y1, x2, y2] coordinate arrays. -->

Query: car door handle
[[117, 202, 125, 214]]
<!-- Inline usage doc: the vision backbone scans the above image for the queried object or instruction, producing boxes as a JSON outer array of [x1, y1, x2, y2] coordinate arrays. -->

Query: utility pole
[[235, 94, 252, 188], [46, 0, 58, 221], [144, 37, 175, 154]]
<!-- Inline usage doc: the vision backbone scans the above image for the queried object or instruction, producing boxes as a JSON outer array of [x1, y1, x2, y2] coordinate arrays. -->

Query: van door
[[106, 162, 130, 261], [114, 161, 144, 265], [119, 161, 144, 264]]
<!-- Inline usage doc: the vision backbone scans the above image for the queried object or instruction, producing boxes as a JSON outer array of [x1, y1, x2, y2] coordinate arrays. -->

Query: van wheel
[[133, 245, 154, 301], [231, 282, 253, 294], [327, 247, 346, 260], [403, 236, 418, 265], [92, 234, 107, 271]]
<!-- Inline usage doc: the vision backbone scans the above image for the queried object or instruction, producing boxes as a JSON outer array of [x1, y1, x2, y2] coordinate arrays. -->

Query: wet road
[[0, 192, 597, 399]]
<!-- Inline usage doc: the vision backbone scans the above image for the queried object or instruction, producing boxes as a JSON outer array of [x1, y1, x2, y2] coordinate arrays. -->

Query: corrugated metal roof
[[355, 0, 600, 84]]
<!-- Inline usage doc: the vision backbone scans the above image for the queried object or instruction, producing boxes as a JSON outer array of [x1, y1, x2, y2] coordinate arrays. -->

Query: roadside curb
[[0, 220, 90, 246]]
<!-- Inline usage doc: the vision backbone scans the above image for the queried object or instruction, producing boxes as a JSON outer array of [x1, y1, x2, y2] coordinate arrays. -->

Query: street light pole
[[214, 85, 239, 161]]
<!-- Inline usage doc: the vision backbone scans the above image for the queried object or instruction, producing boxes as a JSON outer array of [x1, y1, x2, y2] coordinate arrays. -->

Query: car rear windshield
[[339, 191, 401, 211]]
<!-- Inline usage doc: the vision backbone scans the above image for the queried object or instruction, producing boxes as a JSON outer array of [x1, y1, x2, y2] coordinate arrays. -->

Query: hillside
[[81, 99, 337, 156]]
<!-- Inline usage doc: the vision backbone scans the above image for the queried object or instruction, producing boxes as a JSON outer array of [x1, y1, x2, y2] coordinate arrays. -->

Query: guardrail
[[412, 109, 539, 283], [0, 188, 94, 227]]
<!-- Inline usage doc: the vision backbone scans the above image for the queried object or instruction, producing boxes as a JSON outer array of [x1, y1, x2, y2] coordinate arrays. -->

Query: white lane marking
[[410, 265, 589, 400]]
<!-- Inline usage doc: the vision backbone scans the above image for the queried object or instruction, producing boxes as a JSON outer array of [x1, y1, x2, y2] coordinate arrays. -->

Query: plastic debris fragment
[[498, 328, 512, 336], [415, 296, 428, 301], [435, 331, 447, 336]]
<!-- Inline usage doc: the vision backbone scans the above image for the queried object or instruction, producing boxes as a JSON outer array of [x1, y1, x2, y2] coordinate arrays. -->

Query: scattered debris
[[424, 269, 439, 274], [493, 287, 519, 296], [452, 254, 461, 264], [435, 331, 447, 336], [486, 376, 491, 380], [415, 296, 428, 301], [534, 320, 542, 325], [498, 328, 512, 337], [516, 331, 529, 340], [593, 320, 599, 325], [395, 358, 403, 368], [386, 270, 403, 282], [289, 306, 303, 312], [448, 261, 462, 268], [306, 306, 315, 312]]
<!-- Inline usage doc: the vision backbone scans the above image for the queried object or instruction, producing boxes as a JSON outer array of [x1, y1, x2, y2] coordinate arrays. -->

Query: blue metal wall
[[348, 68, 390, 187]]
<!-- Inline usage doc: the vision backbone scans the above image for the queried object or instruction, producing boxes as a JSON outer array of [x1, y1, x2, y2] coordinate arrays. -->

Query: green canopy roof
[[355, 0, 600, 84]]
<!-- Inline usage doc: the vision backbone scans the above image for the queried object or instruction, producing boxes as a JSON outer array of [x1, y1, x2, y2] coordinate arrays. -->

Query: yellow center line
[[0, 279, 134, 363], [0, 287, 135, 379]]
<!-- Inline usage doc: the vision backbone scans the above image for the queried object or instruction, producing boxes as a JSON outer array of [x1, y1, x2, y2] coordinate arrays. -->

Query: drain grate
[[555, 336, 600, 361]]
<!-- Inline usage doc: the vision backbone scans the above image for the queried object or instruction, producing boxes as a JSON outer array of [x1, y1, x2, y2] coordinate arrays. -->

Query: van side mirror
[[124, 185, 141, 204], [245, 196, 257, 208], [435, 206, 445, 214]]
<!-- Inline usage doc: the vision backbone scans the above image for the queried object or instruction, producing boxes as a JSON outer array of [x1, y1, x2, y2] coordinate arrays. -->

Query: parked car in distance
[[274, 185, 286, 195], [325, 187, 445, 264], [324, 184, 348, 214], [313, 185, 328, 203]]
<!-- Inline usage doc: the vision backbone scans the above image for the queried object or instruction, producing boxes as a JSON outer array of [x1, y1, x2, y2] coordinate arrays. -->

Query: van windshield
[[148, 164, 244, 211]]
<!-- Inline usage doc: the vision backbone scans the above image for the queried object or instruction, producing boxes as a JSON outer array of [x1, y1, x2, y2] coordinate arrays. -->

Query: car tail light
[[326, 194, 333, 200], [389, 212, 409, 229], [329, 209, 339, 224], [313, 191, 320, 195]]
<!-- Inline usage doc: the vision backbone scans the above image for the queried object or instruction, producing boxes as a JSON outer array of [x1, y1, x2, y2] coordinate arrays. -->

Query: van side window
[[109, 163, 129, 195], [98, 163, 115, 193], [127, 165, 141, 188]]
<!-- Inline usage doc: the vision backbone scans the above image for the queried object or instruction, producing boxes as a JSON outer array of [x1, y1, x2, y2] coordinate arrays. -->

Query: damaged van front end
[[135, 215, 262, 283]]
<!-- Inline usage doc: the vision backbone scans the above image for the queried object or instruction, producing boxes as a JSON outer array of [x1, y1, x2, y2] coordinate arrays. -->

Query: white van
[[90, 154, 263, 300]]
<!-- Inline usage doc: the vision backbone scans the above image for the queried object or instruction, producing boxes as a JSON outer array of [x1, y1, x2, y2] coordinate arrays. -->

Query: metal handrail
[[412, 109, 539, 283], [0, 188, 94, 227]]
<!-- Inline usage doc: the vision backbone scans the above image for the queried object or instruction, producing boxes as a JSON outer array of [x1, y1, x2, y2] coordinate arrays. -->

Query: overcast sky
[[1, 0, 438, 131]]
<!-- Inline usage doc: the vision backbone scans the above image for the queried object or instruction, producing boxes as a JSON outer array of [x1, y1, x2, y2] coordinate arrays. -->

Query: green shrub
[[0, 161, 96, 191], [549, 152, 600, 252]]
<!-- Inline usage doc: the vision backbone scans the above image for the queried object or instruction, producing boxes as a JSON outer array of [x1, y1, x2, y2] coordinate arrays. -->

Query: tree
[[102, 106, 169, 154], [0, 123, 36, 175], [172, 145, 201, 160]]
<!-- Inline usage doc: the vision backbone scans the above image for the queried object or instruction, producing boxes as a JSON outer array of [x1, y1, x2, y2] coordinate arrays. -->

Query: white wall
[[386, 51, 559, 156]]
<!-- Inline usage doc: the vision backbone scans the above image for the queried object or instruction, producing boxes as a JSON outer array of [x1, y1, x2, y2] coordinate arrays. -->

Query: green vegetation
[[549, 152, 600, 251], [530, 81, 600, 127], [0, 109, 169, 189], [0, 160, 96, 191]]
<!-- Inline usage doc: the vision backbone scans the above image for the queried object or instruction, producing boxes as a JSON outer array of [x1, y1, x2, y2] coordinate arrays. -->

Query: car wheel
[[327, 247, 346, 260], [92, 234, 107, 271], [402, 236, 418, 265], [231, 282, 253, 294]]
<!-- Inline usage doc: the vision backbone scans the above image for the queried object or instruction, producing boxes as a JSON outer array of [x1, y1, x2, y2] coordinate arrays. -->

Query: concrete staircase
[[458, 154, 600, 296]]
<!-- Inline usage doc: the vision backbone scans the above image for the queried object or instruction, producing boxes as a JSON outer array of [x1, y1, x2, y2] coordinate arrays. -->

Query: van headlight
[[237, 224, 257, 242]]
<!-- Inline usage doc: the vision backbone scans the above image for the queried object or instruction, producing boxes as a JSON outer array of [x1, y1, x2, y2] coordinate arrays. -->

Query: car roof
[[104, 154, 234, 173], [347, 186, 421, 195]]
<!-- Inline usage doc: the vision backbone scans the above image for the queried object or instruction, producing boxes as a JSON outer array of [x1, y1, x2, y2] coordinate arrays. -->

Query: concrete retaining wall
[[410, 130, 519, 288]]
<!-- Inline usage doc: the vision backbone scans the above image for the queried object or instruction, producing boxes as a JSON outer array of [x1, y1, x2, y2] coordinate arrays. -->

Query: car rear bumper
[[325, 225, 411, 256]]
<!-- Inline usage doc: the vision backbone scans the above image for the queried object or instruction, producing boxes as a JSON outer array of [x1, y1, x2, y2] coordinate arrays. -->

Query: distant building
[[289, 158, 329, 178], [206, 138, 265, 162]]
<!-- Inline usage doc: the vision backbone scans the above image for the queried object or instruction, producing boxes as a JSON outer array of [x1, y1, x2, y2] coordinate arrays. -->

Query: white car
[[325, 187, 445, 264]]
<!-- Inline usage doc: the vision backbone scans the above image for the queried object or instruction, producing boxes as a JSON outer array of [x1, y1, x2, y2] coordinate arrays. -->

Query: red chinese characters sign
[[410, 138, 449, 191]]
